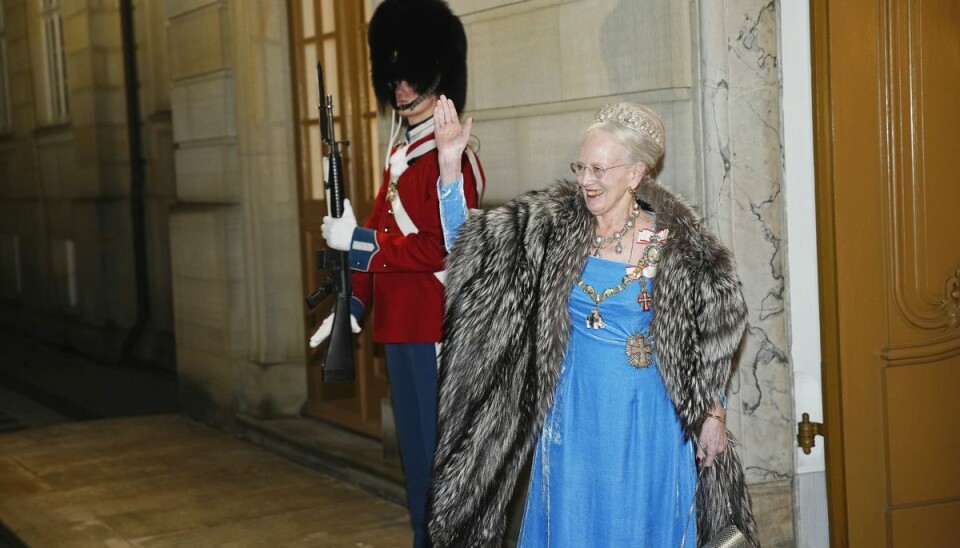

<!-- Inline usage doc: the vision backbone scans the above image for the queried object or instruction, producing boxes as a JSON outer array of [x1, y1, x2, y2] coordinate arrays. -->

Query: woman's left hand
[[697, 406, 728, 467]]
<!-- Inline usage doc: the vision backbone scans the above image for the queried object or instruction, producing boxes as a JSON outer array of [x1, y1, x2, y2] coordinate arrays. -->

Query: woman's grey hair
[[587, 102, 665, 182]]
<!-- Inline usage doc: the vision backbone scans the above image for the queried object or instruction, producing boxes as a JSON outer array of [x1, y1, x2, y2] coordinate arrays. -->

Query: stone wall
[[452, 0, 697, 205], [0, 0, 176, 368]]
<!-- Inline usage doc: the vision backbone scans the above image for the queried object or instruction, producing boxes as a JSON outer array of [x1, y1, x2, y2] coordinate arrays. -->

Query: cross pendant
[[638, 290, 652, 311]]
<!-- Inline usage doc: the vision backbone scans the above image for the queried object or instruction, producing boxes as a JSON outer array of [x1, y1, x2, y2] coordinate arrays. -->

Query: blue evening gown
[[517, 255, 697, 547]]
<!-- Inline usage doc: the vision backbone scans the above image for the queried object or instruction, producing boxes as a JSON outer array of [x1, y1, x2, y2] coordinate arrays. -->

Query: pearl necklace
[[591, 202, 640, 255]]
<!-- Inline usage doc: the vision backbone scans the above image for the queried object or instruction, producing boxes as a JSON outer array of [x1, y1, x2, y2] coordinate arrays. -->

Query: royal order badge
[[626, 333, 653, 368]]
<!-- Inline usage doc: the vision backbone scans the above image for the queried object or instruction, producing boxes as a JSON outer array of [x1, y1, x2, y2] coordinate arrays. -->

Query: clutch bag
[[701, 524, 747, 548], [682, 435, 751, 548]]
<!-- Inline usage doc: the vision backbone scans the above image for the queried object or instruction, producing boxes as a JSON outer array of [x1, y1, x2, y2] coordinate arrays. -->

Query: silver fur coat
[[427, 179, 760, 547]]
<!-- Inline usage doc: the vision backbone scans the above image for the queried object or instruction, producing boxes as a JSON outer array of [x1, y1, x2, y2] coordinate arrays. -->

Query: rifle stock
[[305, 61, 356, 382]]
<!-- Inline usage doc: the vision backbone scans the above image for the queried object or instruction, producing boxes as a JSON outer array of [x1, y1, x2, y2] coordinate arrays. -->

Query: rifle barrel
[[310, 61, 356, 383]]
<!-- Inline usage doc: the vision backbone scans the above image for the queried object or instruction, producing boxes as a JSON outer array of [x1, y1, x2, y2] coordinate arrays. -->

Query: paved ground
[[0, 330, 413, 547], [0, 330, 179, 426], [0, 415, 411, 547]]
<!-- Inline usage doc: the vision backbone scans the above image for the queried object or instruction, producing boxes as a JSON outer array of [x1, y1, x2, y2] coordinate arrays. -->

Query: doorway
[[288, 0, 389, 437]]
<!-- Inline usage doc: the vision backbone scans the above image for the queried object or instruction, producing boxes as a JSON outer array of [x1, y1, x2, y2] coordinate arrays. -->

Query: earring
[[628, 186, 637, 197]]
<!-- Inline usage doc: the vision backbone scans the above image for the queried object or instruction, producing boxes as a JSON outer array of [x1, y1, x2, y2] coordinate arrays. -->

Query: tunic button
[[388, 209, 394, 215], [383, 226, 391, 233], [382, 263, 388, 269]]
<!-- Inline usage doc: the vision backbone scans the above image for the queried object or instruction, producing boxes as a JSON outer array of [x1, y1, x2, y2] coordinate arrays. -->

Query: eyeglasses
[[569, 161, 632, 180]]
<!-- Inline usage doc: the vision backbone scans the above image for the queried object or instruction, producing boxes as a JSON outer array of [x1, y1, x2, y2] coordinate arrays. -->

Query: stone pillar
[[166, 0, 245, 424], [228, 0, 306, 418], [166, 0, 304, 425], [692, 1, 794, 544]]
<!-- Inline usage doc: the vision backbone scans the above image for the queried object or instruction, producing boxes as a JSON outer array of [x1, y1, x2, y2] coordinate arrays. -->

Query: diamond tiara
[[594, 103, 665, 146]]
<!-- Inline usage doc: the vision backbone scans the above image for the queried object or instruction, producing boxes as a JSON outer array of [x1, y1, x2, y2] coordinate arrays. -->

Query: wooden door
[[288, 0, 389, 437], [812, 0, 960, 545]]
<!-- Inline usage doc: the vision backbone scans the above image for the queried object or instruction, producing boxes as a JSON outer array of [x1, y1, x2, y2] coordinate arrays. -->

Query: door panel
[[812, 0, 960, 545], [890, 501, 960, 547], [885, 359, 960, 503], [887, 0, 960, 333]]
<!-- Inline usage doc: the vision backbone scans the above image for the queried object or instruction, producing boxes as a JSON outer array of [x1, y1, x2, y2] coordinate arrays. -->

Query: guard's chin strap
[[394, 75, 441, 111], [396, 93, 429, 112]]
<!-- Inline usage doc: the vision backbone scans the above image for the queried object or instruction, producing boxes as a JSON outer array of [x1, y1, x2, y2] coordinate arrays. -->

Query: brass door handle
[[797, 413, 824, 454]]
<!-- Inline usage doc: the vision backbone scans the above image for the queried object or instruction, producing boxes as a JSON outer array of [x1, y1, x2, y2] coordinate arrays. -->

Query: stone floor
[[0, 415, 412, 547], [0, 328, 413, 547]]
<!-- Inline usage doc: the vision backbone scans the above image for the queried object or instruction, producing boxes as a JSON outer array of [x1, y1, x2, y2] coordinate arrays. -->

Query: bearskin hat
[[368, 0, 468, 112]]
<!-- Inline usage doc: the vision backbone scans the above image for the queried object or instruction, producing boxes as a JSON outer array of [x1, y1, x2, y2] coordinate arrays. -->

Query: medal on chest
[[637, 279, 652, 311], [634, 227, 668, 312]]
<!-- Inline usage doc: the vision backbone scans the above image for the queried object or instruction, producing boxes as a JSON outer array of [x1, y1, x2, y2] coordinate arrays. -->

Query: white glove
[[309, 311, 361, 348], [321, 199, 358, 251]]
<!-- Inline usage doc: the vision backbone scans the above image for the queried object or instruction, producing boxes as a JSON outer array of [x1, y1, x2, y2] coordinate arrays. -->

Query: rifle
[[305, 61, 356, 381]]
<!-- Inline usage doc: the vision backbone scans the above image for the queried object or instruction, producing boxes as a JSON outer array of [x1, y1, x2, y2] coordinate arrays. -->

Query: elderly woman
[[425, 98, 760, 548]]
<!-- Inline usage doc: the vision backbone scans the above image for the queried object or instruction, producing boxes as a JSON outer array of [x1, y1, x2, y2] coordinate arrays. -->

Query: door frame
[[781, 1, 830, 545], [810, 0, 849, 542]]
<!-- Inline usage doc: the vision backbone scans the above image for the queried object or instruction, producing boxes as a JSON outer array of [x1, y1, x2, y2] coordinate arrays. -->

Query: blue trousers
[[385, 343, 438, 548]]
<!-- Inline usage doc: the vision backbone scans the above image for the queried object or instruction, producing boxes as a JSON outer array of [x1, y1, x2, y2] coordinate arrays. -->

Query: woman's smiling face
[[575, 129, 643, 221]]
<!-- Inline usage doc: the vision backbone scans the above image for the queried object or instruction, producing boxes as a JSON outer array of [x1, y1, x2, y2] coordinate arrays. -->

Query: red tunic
[[350, 128, 483, 343]]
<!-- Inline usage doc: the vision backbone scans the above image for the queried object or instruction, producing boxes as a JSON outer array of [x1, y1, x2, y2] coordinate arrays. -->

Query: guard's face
[[393, 80, 420, 109], [575, 130, 643, 220], [394, 80, 438, 124]]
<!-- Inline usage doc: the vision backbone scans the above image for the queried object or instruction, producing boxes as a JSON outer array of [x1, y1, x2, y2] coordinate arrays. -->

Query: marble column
[[693, 1, 794, 545]]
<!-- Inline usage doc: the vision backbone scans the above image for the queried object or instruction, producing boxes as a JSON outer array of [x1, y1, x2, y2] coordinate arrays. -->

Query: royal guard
[[309, 1, 484, 546]]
